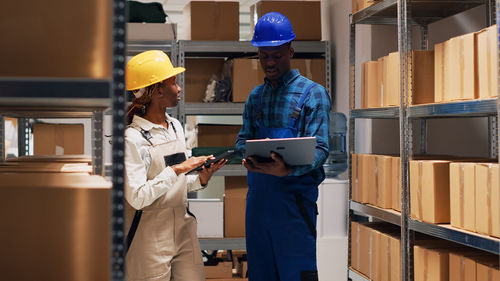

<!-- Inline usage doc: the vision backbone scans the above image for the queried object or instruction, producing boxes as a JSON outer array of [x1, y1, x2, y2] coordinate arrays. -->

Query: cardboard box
[[33, 123, 84, 155], [1, 1, 111, 78], [235, 259, 248, 278], [384, 52, 400, 107], [350, 222, 361, 271], [250, 1, 321, 41], [358, 223, 373, 278], [389, 234, 401, 281], [361, 61, 380, 108], [197, 124, 241, 147], [352, 0, 379, 14], [448, 33, 477, 101], [414, 245, 449, 281], [410, 160, 451, 223], [477, 25, 498, 99], [363, 154, 377, 205], [450, 163, 476, 231], [188, 199, 223, 238], [392, 157, 401, 212], [376, 155, 392, 209], [434, 42, 445, 102], [224, 176, 247, 237], [183, 1, 239, 40], [410, 50, 435, 105], [449, 252, 476, 281], [204, 261, 233, 279], [127, 23, 176, 41], [0, 173, 111, 281], [377, 56, 385, 108], [351, 154, 360, 202], [232, 58, 326, 103], [475, 163, 500, 237], [185, 58, 226, 102]]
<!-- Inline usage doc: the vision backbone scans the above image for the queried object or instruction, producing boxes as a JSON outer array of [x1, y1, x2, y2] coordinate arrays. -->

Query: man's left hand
[[242, 152, 290, 177]]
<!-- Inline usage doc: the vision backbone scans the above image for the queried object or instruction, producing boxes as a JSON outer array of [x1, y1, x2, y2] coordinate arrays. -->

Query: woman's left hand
[[198, 158, 228, 186]]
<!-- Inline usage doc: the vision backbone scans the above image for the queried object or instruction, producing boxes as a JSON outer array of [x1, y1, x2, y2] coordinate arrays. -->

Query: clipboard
[[244, 137, 316, 166]]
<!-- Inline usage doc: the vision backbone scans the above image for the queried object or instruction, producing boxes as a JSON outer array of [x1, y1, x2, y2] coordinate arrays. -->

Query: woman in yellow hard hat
[[124, 50, 225, 281]]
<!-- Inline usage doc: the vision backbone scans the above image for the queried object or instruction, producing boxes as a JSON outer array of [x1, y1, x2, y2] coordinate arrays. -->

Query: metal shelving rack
[[0, 1, 127, 279], [348, 0, 498, 280], [176, 40, 331, 246], [176, 40, 331, 177]]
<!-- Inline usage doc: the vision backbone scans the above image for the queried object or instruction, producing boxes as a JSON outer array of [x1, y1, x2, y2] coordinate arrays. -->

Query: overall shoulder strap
[[288, 82, 318, 128], [128, 123, 153, 145]]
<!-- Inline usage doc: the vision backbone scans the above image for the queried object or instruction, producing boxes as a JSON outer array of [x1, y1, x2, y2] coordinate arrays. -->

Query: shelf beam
[[349, 201, 401, 226], [410, 219, 500, 255], [348, 269, 370, 281]]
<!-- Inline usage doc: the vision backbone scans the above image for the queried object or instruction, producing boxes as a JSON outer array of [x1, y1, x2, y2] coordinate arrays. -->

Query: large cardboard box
[[232, 58, 326, 103], [188, 199, 223, 238], [204, 261, 233, 279], [475, 163, 500, 237], [33, 123, 84, 155], [197, 124, 241, 147], [250, 1, 321, 41], [376, 155, 392, 209], [414, 245, 449, 281], [392, 156, 401, 212], [361, 61, 380, 108], [450, 162, 476, 231], [0, 173, 111, 281], [1, 1, 111, 78], [477, 25, 498, 99], [224, 176, 248, 237], [183, 1, 239, 40], [185, 58, 226, 102], [410, 160, 451, 223]]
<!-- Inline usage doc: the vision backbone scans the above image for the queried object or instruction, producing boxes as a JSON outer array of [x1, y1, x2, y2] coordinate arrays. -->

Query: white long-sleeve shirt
[[124, 114, 205, 210]]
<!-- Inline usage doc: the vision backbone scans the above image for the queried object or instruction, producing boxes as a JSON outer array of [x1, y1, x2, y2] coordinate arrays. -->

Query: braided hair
[[126, 82, 162, 124]]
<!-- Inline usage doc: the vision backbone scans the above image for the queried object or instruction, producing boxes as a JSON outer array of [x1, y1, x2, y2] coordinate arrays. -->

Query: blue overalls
[[246, 83, 324, 281]]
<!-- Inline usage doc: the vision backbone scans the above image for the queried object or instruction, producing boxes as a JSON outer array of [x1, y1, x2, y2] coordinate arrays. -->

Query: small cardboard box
[[184, 58, 226, 102], [449, 162, 476, 231], [188, 199, 223, 238], [197, 124, 241, 147], [475, 163, 499, 237], [384, 52, 400, 107], [477, 260, 500, 281], [376, 155, 392, 209], [250, 1, 321, 41], [363, 154, 377, 205], [389, 234, 401, 281], [362, 61, 380, 108], [183, 1, 239, 40], [358, 223, 373, 278], [392, 156, 401, 212], [127, 23, 176, 41], [377, 56, 385, 108], [434, 41, 445, 102], [414, 245, 450, 281], [351, 154, 360, 202], [33, 123, 84, 155], [204, 261, 233, 279], [477, 25, 498, 99], [232, 58, 326, 103], [410, 160, 451, 223], [350, 222, 360, 271], [224, 176, 247, 237]]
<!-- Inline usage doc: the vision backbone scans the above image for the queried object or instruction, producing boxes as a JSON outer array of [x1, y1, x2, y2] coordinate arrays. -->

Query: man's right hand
[[172, 155, 212, 175]]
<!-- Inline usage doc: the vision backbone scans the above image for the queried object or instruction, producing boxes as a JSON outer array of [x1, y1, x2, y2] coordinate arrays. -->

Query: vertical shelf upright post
[[177, 40, 186, 127], [0, 116, 4, 161], [398, 0, 413, 280], [347, 15, 356, 277], [92, 110, 104, 175], [111, 0, 127, 280], [17, 118, 29, 156]]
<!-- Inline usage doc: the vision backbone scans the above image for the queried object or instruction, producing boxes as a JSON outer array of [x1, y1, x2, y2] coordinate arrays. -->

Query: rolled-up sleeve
[[124, 130, 178, 210]]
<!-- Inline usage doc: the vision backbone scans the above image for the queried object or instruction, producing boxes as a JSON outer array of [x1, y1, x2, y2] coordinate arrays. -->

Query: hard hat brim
[[127, 67, 185, 91], [251, 37, 295, 47]]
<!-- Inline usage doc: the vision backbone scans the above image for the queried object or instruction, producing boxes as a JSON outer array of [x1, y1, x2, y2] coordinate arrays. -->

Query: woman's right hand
[[172, 156, 212, 175]]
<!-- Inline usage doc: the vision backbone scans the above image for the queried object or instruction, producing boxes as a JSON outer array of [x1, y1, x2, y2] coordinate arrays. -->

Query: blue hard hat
[[251, 12, 296, 47]]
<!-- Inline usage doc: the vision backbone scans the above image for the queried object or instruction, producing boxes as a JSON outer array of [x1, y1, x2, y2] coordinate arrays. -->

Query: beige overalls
[[125, 122, 205, 281]]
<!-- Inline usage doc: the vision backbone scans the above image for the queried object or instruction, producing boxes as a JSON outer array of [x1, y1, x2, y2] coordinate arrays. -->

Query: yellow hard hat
[[126, 50, 186, 91]]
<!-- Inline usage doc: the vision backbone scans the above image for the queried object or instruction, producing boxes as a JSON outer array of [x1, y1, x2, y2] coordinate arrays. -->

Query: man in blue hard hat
[[236, 12, 331, 281]]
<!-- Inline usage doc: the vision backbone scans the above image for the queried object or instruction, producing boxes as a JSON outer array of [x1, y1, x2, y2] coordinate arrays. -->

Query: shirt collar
[[132, 112, 172, 131], [264, 69, 300, 88]]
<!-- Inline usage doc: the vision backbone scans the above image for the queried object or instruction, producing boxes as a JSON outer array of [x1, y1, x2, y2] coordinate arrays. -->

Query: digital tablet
[[185, 149, 240, 175], [244, 137, 316, 166]]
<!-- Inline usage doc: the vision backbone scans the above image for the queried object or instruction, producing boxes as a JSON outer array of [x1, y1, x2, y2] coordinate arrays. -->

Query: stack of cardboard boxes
[[359, 25, 498, 109], [0, 155, 110, 281], [182, 0, 325, 103]]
